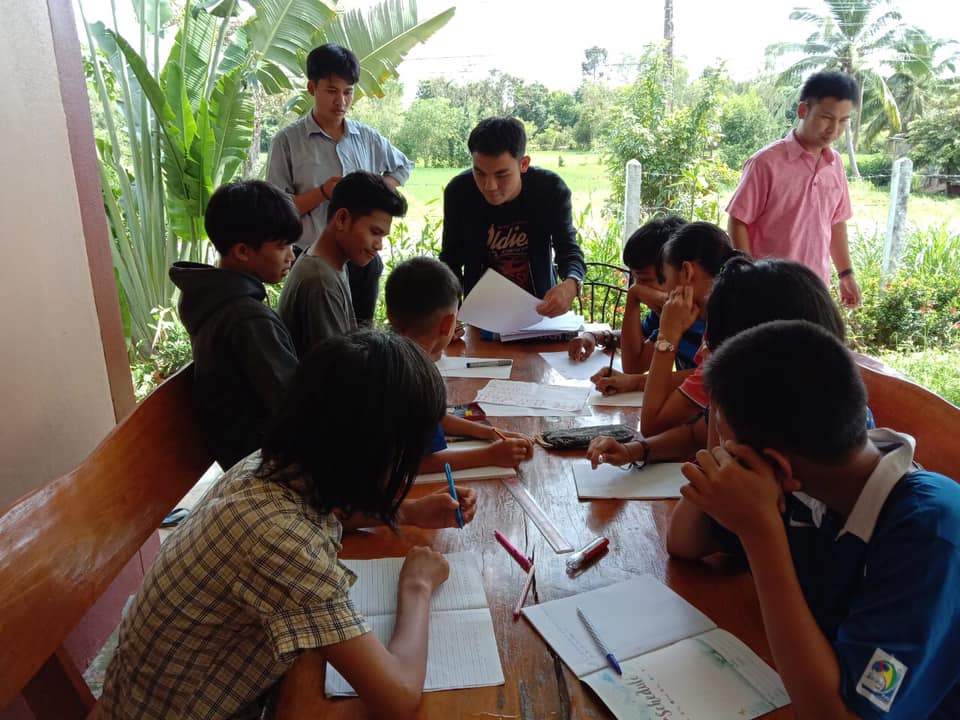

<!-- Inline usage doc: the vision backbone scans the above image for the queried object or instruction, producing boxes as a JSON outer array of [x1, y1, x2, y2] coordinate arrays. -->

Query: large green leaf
[[162, 6, 219, 111], [132, 0, 175, 32], [246, 0, 337, 77], [323, 0, 455, 100], [209, 66, 256, 185]]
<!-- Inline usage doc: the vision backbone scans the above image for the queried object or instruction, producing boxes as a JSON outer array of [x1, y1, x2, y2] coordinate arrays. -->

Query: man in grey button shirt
[[267, 44, 413, 324]]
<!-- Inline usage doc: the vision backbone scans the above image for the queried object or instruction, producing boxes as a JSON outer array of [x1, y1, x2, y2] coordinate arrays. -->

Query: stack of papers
[[415, 441, 516, 484], [540, 350, 623, 380], [522, 576, 789, 719], [499, 311, 584, 342], [326, 552, 504, 696]]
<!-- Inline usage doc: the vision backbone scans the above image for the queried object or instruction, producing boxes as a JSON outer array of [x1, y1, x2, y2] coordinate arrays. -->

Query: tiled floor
[[83, 462, 223, 696]]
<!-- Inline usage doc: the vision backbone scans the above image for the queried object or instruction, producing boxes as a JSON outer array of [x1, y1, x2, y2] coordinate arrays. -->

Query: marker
[[444, 463, 464, 529], [513, 562, 536, 618], [565, 536, 609, 571], [494, 530, 533, 572], [577, 606, 622, 675], [465, 360, 512, 368]]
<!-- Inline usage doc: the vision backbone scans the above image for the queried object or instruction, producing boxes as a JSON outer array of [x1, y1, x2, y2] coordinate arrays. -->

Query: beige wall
[[0, 0, 117, 509]]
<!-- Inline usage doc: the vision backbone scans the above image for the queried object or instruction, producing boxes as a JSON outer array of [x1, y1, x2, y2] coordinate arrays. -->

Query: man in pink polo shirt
[[727, 71, 861, 307]]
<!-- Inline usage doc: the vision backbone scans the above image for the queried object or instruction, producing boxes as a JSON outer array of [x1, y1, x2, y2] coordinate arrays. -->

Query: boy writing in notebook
[[669, 320, 960, 719], [568, 215, 703, 379], [278, 171, 406, 356], [385, 256, 534, 473]]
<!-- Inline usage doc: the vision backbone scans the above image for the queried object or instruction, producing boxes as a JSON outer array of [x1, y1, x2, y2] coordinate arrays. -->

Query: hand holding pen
[[444, 463, 464, 529]]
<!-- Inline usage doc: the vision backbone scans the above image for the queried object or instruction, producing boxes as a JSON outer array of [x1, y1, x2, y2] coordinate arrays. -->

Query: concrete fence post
[[883, 157, 913, 278], [623, 159, 642, 247]]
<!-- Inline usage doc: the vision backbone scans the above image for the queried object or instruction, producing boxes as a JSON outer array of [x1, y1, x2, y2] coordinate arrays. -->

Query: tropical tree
[[766, 0, 907, 177], [81, 0, 453, 357]]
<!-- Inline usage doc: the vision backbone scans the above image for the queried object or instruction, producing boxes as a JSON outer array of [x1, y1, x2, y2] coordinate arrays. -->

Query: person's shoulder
[[347, 118, 389, 141], [525, 165, 569, 189], [887, 470, 960, 533], [444, 168, 479, 198], [746, 135, 792, 167]]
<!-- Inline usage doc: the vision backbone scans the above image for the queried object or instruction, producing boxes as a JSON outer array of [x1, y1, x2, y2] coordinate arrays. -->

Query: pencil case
[[535, 424, 635, 450]]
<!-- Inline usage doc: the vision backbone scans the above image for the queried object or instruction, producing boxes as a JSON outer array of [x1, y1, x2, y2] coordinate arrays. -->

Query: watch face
[[655, 340, 674, 352]]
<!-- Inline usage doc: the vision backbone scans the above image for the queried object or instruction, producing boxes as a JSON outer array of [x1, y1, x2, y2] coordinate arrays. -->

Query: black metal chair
[[575, 262, 631, 329]]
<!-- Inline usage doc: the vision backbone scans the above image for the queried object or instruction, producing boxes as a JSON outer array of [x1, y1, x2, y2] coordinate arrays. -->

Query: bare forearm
[[666, 499, 716, 559], [728, 217, 751, 253], [441, 414, 497, 441], [386, 580, 433, 688], [829, 222, 852, 271], [293, 186, 327, 216], [620, 301, 649, 373], [640, 347, 681, 434], [742, 527, 858, 719]]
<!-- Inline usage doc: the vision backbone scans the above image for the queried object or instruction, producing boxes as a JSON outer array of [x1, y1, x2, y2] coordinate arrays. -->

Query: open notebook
[[522, 575, 790, 719], [325, 552, 505, 696], [414, 441, 516, 484]]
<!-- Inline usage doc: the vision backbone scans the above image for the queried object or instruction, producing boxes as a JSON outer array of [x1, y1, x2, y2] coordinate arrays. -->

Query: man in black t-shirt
[[439, 117, 586, 317]]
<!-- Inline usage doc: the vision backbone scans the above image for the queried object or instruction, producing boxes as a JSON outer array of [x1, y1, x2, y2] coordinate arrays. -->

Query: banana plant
[[81, 0, 454, 357]]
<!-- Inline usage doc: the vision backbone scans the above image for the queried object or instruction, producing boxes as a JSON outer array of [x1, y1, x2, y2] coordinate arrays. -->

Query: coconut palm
[[81, 0, 453, 356], [766, 0, 907, 178]]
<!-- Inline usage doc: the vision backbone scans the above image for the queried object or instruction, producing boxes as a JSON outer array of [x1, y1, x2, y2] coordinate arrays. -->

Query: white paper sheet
[[499, 312, 584, 341], [436, 355, 513, 379], [587, 390, 644, 407], [458, 269, 542, 333], [539, 350, 623, 380], [572, 459, 686, 499], [325, 552, 504, 696], [583, 629, 790, 720], [521, 575, 716, 677], [478, 402, 593, 418], [475, 380, 591, 412]]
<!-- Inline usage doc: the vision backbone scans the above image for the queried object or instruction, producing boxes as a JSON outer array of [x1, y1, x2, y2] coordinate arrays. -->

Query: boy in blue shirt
[[670, 320, 960, 719], [170, 180, 300, 470], [385, 257, 534, 474]]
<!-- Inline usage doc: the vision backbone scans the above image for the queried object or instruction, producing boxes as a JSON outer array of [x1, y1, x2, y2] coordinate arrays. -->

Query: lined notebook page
[[325, 552, 504, 696]]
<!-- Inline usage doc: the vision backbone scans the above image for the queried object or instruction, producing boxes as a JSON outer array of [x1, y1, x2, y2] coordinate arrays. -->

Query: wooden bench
[[0, 364, 213, 719], [856, 354, 960, 475]]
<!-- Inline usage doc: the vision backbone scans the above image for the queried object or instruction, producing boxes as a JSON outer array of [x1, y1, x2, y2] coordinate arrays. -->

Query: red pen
[[565, 536, 610, 571], [494, 530, 533, 572]]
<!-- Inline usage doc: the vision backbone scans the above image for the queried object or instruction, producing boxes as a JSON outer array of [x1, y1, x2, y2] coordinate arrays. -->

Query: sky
[[345, 0, 960, 101], [77, 0, 960, 103]]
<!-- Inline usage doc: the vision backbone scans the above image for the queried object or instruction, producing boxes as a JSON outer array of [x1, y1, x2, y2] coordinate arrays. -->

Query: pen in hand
[[603, 335, 618, 394], [444, 463, 464, 529]]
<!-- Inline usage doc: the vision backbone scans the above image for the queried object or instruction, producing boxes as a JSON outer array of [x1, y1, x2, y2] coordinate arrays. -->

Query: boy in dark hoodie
[[170, 180, 300, 470]]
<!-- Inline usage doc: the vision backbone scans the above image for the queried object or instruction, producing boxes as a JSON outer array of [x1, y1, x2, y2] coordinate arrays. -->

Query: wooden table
[[322, 330, 794, 719]]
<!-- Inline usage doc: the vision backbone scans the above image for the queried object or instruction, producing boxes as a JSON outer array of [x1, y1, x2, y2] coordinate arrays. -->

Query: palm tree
[[884, 29, 959, 133], [767, 0, 907, 178]]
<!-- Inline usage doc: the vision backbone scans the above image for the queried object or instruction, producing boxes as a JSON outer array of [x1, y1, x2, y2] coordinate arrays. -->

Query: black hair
[[622, 215, 687, 270], [705, 258, 846, 351], [326, 171, 408, 223], [205, 180, 301, 255], [658, 221, 742, 282], [800, 71, 859, 106], [385, 256, 462, 334], [704, 319, 867, 464], [306, 43, 360, 84], [258, 330, 445, 524], [467, 117, 527, 159]]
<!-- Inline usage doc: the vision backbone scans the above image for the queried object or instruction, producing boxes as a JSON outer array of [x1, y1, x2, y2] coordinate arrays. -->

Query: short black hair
[[704, 320, 868, 464], [658, 221, 742, 282], [259, 330, 445, 524], [327, 171, 408, 223], [705, 258, 846, 351], [306, 43, 360, 84], [205, 180, 301, 255], [800, 71, 859, 106], [385, 256, 462, 334], [468, 117, 527, 159], [622, 215, 687, 270]]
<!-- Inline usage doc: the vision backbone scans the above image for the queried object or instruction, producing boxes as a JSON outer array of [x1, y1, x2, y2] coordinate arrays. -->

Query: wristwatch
[[654, 339, 676, 353]]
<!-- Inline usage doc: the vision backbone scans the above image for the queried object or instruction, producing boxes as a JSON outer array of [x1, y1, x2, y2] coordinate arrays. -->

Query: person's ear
[[333, 208, 351, 231], [438, 312, 457, 339], [519, 155, 531, 173], [232, 243, 253, 263], [763, 448, 801, 493], [307, 79, 317, 97], [797, 101, 808, 121], [680, 260, 696, 285]]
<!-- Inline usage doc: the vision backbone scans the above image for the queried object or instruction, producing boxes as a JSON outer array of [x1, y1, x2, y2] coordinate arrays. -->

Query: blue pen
[[577, 606, 622, 675], [444, 463, 464, 529]]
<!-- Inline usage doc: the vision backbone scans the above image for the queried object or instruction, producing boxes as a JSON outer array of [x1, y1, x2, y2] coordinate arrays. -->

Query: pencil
[[606, 334, 617, 376], [513, 563, 536, 618], [491, 427, 508, 441]]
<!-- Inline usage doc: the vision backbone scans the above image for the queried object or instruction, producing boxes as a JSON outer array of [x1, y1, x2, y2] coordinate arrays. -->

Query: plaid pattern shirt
[[99, 454, 370, 719]]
